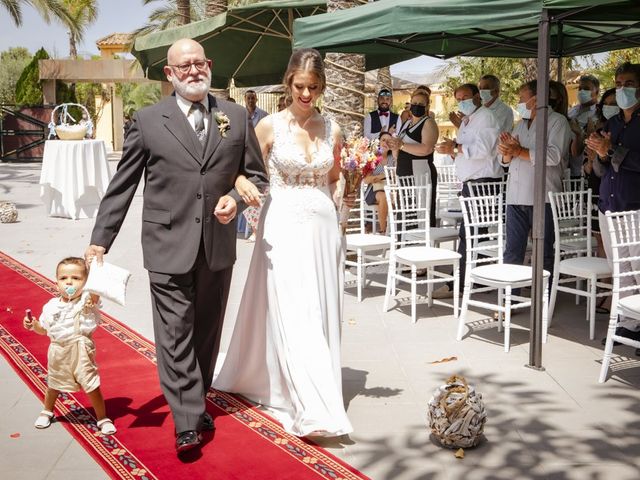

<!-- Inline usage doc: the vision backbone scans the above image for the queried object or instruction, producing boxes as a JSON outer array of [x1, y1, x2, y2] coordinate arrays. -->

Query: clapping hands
[[497, 132, 522, 161], [449, 111, 464, 129], [584, 130, 611, 159]]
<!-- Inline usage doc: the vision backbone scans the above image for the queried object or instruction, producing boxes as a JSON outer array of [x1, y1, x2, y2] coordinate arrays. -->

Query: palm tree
[[59, 0, 98, 58], [2, 0, 80, 35], [323, 0, 366, 139], [135, 0, 206, 37], [205, 0, 226, 17]]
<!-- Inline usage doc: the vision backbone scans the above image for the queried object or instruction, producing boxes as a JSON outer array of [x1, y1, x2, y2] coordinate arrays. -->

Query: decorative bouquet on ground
[[338, 136, 383, 229]]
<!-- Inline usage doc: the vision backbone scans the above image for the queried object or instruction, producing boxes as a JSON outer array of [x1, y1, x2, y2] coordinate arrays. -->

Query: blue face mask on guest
[[577, 89, 593, 105], [516, 102, 532, 120], [615, 87, 639, 110], [457, 98, 477, 116], [479, 89, 493, 104]]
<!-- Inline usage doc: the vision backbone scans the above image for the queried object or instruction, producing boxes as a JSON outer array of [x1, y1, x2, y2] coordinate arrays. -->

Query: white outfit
[[486, 97, 515, 133], [455, 106, 503, 181], [39, 290, 101, 342], [503, 111, 571, 206], [568, 104, 597, 129], [215, 113, 353, 437]]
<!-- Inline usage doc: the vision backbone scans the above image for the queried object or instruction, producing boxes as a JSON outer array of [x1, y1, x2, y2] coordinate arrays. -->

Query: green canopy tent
[[132, 0, 331, 88], [294, 0, 640, 369]]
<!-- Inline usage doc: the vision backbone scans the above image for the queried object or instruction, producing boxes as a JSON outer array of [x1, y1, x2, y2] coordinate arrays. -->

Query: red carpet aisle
[[0, 252, 369, 480]]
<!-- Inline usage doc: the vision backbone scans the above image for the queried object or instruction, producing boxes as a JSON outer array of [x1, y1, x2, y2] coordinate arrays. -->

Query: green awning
[[293, 0, 640, 67], [132, 0, 328, 87]]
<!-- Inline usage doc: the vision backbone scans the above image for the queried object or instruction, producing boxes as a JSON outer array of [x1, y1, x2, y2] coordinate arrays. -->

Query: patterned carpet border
[[0, 252, 368, 480]]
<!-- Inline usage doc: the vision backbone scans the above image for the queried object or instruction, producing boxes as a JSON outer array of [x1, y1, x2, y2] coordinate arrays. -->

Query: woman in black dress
[[390, 88, 439, 226]]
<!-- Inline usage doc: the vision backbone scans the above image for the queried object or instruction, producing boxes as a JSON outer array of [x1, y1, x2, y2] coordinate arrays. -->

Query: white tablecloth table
[[39, 139, 112, 219]]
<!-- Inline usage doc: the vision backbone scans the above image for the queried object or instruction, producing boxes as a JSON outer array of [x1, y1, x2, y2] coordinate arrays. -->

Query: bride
[[214, 48, 353, 438]]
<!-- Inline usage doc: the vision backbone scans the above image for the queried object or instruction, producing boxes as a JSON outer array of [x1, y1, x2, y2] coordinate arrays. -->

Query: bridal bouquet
[[338, 137, 383, 229]]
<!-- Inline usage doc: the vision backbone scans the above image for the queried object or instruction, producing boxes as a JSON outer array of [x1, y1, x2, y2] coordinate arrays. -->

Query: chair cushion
[[620, 294, 640, 319], [559, 256, 611, 277], [395, 246, 461, 267], [346, 233, 391, 250], [471, 263, 550, 283]]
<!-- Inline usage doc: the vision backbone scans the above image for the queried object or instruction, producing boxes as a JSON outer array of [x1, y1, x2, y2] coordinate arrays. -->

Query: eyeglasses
[[168, 60, 210, 74]]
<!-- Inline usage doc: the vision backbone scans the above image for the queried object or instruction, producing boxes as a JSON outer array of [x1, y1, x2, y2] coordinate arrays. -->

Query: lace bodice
[[267, 114, 335, 189]]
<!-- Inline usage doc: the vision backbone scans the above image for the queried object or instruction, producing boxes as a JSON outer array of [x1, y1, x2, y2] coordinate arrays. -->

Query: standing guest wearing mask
[[388, 88, 439, 226], [568, 75, 600, 179], [549, 80, 584, 179], [434, 83, 503, 298], [477, 74, 514, 134], [498, 80, 571, 282], [586, 62, 640, 349], [364, 88, 401, 140]]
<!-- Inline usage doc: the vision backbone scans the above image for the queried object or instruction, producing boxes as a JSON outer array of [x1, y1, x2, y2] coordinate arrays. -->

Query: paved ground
[[1, 156, 640, 480]]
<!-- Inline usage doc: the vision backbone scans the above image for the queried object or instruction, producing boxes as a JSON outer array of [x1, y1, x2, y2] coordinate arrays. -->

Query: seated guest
[[477, 74, 514, 133], [363, 131, 396, 234], [364, 88, 401, 140], [498, 80, 571, 282], [585, 62, 640, 347]]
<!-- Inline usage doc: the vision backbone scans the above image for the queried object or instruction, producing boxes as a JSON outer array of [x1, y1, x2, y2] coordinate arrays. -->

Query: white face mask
[[615, 87, 639, 110], [479, 89, 493, 104], [602, 105, 620, 120], [457, 98, 477, 116], [516, 101, 532, 119], [577, 89, 592, 105]]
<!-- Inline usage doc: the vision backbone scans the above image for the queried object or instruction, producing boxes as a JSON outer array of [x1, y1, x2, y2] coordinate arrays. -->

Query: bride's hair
[[283, 48, 326, 96]]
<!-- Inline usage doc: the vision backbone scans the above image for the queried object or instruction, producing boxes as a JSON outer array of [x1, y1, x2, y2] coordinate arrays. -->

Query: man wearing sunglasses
[[85, 38, 268, 456], [364, 88, 401, 140]]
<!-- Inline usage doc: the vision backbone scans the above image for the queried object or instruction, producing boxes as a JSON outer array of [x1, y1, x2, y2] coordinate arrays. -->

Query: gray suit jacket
[[90, 94, 268, 274]]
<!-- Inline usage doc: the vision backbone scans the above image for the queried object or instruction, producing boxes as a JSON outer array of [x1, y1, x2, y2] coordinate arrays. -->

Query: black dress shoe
[[201, 412, 215, 432], [176, 430, 201, 454]]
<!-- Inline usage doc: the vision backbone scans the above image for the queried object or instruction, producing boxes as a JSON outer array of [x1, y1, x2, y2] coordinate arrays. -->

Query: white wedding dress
[[214, 113, 353, 437]]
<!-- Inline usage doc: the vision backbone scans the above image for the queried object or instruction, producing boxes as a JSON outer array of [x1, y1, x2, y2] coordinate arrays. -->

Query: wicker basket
[[49, 103, 92, 140]]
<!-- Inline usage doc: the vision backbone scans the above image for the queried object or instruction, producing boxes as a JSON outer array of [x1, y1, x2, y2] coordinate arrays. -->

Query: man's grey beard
[[172, 72, 211, 100]]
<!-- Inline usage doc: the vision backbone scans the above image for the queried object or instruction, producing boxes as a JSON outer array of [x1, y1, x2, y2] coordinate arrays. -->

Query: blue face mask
[[615, 87, 639, 110], [602, 105, 620, 120], [479, 89, 493, 104], [577, 89, 593, 105], [64, 286, 77, 297], [516, 101, 532, 119], [457, 98, 477, 116]]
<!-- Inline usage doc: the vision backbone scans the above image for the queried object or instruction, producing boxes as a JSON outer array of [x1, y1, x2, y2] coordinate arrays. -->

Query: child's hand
[[23, 309, 34, 331]]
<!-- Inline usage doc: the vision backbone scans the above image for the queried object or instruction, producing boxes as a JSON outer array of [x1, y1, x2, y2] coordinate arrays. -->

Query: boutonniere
[[214, 111, 231, 138]]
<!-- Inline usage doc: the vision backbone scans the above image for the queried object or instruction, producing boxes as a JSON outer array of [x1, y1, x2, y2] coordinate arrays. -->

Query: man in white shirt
[[498, 79, 571, 280], [364, 88, 401, 140], [478, 74, 515, 134], [434, 83, 504, 297], [567, 74, 600, 177], [244, 89, 268, 127]]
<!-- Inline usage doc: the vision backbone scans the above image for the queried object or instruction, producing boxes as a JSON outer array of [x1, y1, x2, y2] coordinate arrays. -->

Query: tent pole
[[527, 8, 550, 371]]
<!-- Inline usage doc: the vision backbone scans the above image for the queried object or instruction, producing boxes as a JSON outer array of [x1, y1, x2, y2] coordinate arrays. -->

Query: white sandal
[[97, 418, 117, 435], [34, 410, 54, 429]]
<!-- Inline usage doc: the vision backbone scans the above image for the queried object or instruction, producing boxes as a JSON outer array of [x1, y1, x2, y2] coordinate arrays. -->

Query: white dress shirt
[[364, 110, 402, 140], [454, 106, 503, 182], [175, 92, 210, 134], [568, 104, 597, 128], [503, 111, 571, 206], [487, 98, 515, 133]]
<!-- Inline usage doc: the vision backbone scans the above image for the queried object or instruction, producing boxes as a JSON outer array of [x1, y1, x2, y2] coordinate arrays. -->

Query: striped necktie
[[190, 102, 206, 146]]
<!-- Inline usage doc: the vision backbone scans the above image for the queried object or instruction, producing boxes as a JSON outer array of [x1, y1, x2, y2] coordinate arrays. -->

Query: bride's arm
[[235, 117, 274, 207], [328, 121, 343, 206]]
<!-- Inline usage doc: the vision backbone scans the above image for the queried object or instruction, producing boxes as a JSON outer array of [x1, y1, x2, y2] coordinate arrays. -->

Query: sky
[[0, 0, 445, 76]]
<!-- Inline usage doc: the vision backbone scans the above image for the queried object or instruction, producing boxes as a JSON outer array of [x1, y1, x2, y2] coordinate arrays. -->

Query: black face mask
[[410, 104, 426, 117]]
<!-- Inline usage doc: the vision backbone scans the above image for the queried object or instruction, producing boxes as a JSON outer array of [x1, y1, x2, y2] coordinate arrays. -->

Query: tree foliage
[[0, 47, 31, 105], [117, 82, 161, 116], [587, 48, 640, 89], [14, 47, 49, 105]]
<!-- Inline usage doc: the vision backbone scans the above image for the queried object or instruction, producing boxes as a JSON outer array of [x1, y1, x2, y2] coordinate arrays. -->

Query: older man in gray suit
[[85, 38, 268, 455]]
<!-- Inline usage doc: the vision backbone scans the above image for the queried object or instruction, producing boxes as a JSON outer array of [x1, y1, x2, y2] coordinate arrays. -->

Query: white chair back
[[549, 189, 593, 260], [385, 183, 432, 250], [459, 195, 504, 269], [606, 209, 640, 298], [562, 176, 586, 192]]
